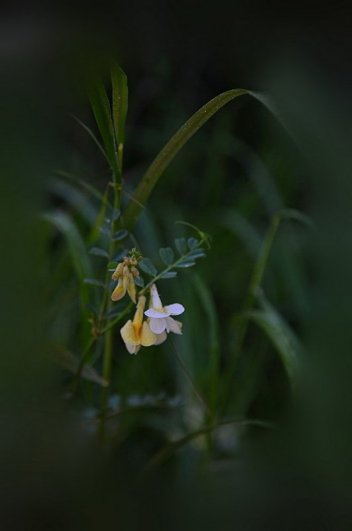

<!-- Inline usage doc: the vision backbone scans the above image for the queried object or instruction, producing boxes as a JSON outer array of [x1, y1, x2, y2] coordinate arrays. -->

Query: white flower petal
[[145, 308, 168, 318], [150, 284, 163, 309], [165, 316, 183, 335], [150, 317, 167, 334], [165, 303, 185, 316]]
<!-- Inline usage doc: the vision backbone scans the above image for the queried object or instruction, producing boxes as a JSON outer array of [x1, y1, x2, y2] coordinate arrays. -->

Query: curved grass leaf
[[43, 211, 93, 336], [84, 278, 106, 289], [245, 300, 301, 382], [89, 247, 109, 258], [54, 170, 111, 207], [124, 88, 249, 227], [113, 229, 129, 241], [51, 178, 97, 225], [144, 417, 273, 471], [44, 211, 92, 281], [72, 115, 108, 161]]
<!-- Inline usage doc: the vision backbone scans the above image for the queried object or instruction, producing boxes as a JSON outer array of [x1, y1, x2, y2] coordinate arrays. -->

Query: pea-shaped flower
[[120, 295, 156, 354], [111, 258, 139, 303], [144, 284, 184, 335]]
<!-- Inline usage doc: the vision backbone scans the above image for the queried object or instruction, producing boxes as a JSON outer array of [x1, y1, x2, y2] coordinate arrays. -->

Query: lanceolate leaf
[[111, 63, 128, 146], [124, 88, 249, 228]]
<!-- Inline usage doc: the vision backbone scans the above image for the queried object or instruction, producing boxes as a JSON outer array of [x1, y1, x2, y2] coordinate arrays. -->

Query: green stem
[[99, 145, 124, 440], [222, 213, 281, 410]]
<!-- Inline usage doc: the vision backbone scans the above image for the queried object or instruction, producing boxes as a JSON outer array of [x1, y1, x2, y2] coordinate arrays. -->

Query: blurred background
[[1, 1, 352, 529]]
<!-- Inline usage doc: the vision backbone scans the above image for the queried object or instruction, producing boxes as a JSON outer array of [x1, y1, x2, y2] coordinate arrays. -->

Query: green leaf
[[113, 229, 129, 241], [113, 249, 128, 262], [278, 208, 314, 229], [175, 260, 196, 268], [175, 237, 187, 255], [83, 278, 106, 289], [139, 258, 157, 276], [134, 276, 145, 287], [53, 349, 108, 387], [160, 271, 177, 279], [43, 212, 91, 281], [89, 247, 109, 258], [124, 88, 249, 228], [111, 63, 128, 145], [246, 299, 301, 382], [87, 76, 119, 179], [187, 237, 199, 250], [54, 170, 111, 207], [107, 261, 118, 269], [51, 179, 97, 225], [43, 211, 92, 339], [187, 248, 206, 260], [159, 246, 174, 265]]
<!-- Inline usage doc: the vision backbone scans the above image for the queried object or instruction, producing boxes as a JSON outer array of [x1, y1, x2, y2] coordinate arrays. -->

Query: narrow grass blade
[[246, 294, 301, 382], [72, 115, 108, 161], [87, 77, 120, 180]]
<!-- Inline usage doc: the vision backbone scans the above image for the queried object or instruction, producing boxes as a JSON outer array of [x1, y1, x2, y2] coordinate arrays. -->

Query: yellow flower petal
[[125, 342, 140, 355], [120, 320, 138, 345], [140, 321, 156, 347], [133, 296, 146, 329], [111, 278, 126, 301], [112, 262, 124, 280], [127, 274, 136, 303]]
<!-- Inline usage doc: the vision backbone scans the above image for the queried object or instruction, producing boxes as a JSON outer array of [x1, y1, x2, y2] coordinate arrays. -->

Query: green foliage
[[45, 64, 310, 471]]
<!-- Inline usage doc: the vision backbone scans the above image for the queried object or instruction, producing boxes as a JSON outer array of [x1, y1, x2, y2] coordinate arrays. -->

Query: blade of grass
[[144, 417, 274, 472], [124, 88, 250, 228]]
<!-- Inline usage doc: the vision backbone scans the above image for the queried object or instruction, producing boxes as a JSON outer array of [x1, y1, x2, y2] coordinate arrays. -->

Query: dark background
[[1, 2, 352, 529]]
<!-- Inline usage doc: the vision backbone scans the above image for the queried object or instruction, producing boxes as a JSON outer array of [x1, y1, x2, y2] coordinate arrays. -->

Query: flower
[[120, 295, 156, 354], [111, 257, 139, 303], [144, 284, 184, 335]]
